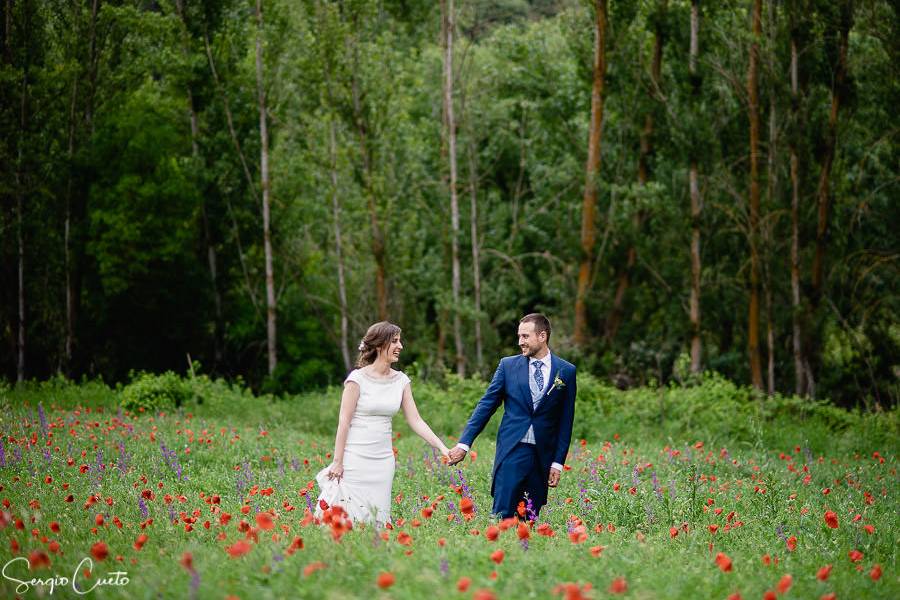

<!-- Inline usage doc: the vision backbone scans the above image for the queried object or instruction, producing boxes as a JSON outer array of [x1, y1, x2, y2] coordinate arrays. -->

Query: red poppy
[[49, 522, 60, 533], [537, 523, 555, 537], [608, 577, 627, 594], [777, 574, 793, 594], [824, 511, 838, 529], [90, 542, 108, 561], [786, 536, 797, 551], [180, 552, 194, 572], [459, 497, 474, 516], [376, 572, 395, 589], [421, 507, 433, 519], [255, 512, 274, 531], [761, 554, 772, 566], [133, 534, 149, 551], [28, 550, 51, 570], [713, 552, 733, 572], [863, 524, 874, 534], [709, 524, 719, 534], [472, 590, 496, 600], [820, 593, 836, 600], [517, 522, 530, 540], [816, 564, 832, 581], [870, 564, 882, 581], [485, 526, 500, 541], [48, 541, 61, 554], [226, 540, 252, 558], [456, 577, 471, 592], [490, 549, 505, 564], [848, 549, 863, 563], [727, 594, 742, 600], [95, 514, 105, 527], [669, 527, 679, 538], [763, 592, 776, 600], [303, 561, 326, 577], [397, 532, 412, 546]]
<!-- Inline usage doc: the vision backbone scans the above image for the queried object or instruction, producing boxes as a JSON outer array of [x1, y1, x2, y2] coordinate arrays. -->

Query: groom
[[447, 313, 577, 519]]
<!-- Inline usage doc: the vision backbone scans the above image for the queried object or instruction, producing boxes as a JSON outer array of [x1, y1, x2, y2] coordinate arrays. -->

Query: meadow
[[0, 373, 896, 599]]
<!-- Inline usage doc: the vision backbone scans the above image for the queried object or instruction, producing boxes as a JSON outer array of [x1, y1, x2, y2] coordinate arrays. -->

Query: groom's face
[[517, 322, 547, 357]]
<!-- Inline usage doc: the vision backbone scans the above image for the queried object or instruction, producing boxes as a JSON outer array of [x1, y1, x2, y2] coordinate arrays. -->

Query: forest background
[[0, 0, 897, 409]]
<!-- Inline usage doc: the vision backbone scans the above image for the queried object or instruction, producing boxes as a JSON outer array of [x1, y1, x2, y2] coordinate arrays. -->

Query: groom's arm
[[552, 366, 577, 467], [457, 360, 506, 449]]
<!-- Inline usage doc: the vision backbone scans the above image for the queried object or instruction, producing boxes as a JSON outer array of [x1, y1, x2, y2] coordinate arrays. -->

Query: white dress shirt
[[456, 351, 563, 472]]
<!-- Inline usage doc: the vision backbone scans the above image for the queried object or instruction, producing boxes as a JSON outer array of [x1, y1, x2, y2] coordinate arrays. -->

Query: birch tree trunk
[[747, 0, 764, 390], [255, 0, 277, 375], [467, 133, 483, 373], [574, 0, 608, 348], [442, 0, 464, 377], [329, 116, 351, 372], [689, 0, 702, 373]]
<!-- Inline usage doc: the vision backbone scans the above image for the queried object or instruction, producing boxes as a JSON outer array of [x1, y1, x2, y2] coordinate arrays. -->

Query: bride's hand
[[327, 462, 344, 482], [439, 446, 451, 463]]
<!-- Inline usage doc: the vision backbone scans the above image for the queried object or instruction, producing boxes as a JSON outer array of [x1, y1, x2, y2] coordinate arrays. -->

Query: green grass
[[0, 377, 896, 599]]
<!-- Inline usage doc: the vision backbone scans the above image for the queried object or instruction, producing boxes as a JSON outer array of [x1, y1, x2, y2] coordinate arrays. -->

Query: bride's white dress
[[315, 368, 409, 525]]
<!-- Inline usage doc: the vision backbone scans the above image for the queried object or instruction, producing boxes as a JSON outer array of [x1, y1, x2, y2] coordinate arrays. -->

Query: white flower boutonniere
[[548, 374, 566, 394]]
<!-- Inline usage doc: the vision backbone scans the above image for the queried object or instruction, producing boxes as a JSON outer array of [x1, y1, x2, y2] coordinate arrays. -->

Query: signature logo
[[3, 556, 130, 595]]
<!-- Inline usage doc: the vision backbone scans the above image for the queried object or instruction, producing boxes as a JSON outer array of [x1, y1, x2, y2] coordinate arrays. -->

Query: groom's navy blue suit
[[459, 353, 577, 518]]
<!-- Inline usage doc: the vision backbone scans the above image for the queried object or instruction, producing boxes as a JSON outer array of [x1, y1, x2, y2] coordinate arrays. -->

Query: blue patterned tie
[[532, 361, 544, 405]]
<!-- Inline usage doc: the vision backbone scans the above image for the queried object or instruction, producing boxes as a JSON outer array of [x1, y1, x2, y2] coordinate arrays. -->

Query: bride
[[315, 321, 450, 525]]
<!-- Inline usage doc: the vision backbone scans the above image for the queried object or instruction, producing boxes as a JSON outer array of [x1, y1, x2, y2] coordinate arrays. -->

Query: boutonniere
[[548, 373, 566, 394]]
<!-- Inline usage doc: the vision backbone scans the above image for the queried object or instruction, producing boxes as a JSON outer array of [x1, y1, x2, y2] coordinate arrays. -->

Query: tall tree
[[688, 0, 702, 373], [746, 0, 764, 389], [255, 0, 277, 375], [442, 0, 464, 377], [763, 0, 778, 394], [574, 0, 608, 348], [606, 0, 666, 344]]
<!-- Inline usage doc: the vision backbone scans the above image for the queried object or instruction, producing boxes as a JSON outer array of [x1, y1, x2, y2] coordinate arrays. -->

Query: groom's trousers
[[492, 442, 549, 518]]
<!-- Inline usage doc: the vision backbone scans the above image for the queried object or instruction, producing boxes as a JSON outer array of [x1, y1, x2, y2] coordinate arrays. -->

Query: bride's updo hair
[[356, 321, 402, 368]]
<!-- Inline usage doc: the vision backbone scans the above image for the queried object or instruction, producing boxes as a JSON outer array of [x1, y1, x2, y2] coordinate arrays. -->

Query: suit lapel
[[535, 354, 562, 413], [517, 354, 533, 414]]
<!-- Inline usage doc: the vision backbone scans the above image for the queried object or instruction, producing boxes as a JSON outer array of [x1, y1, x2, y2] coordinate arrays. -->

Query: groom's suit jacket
[[459, 353, 577, 494]]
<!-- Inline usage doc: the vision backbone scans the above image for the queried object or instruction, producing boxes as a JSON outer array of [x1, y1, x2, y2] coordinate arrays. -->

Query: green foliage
[[121, 371, 194, 413]]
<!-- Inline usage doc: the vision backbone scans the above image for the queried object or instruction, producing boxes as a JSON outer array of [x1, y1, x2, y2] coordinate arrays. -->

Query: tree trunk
[[442, 0, 464, 377], [788, 29, 806, 395], [764, 0, 778, 395], [255, 0, 277, 375], [810, 6, 851, 307], [329, 116, 351, 372], [349, 37, 388, 322], [747, 0, 764, 390], [64, 70, 78, 373], [606, 0, 665, 344], [574, 0, 608, 348], [16, 52, 27, 382], [203, 31, 264, 318], [175, 0, 224, 370], [688, 0, 702, 373], [467, 136, 483, 373]]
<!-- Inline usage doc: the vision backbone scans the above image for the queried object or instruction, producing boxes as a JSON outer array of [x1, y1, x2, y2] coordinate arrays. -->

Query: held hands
[[326, 462, 344, 483], [548, 467, 561, 488], [446, 446, 467, 466]]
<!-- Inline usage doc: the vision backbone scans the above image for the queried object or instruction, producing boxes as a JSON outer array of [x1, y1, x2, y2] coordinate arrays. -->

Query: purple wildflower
[[0, 439, 5, 467], [440, 558, 449, 577], [38, 403, 48, 437], [189, 568, 200, 600], [138, 496, 150, 519]]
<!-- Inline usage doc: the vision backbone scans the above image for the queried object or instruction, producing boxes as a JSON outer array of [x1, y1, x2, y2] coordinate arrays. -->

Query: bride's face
[[379, 334, 403, 363]]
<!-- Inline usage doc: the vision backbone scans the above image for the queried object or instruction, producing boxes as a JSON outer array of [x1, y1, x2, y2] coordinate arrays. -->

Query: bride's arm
[[329, 382, 360, 479], [400, 384, 449, 456]]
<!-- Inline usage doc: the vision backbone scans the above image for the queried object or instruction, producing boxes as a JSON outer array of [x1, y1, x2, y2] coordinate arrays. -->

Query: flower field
[[0, 385, 896, 599]]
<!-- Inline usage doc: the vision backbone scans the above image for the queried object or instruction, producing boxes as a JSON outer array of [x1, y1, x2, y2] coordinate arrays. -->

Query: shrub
[[121, 371, 192, 413]]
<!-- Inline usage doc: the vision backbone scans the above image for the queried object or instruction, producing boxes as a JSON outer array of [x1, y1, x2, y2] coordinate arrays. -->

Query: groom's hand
[[447, 447, 467, 466], [548, 467, 561, 488]]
